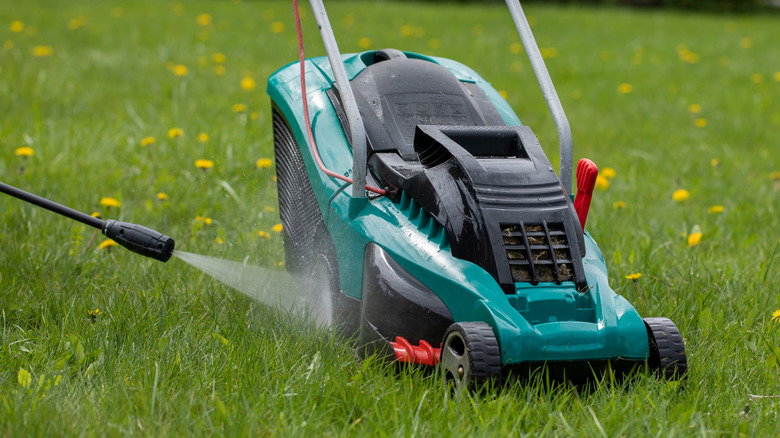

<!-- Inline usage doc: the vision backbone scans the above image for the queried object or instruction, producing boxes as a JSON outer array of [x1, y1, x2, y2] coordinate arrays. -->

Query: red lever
[[574, 158, 599, 231], [390, 337, 441, 367]]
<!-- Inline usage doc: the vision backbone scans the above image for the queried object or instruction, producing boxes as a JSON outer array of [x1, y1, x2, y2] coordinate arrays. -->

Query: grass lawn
[[2, 0, 780, 435]]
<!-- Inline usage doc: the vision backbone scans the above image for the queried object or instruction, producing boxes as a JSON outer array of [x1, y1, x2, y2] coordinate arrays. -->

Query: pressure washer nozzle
[[102, 220, 175, 262]]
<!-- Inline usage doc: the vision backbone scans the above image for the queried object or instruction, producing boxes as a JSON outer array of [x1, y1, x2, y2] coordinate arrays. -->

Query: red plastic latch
[[390, 337, 441, 367], [574, 158, 599, 231]]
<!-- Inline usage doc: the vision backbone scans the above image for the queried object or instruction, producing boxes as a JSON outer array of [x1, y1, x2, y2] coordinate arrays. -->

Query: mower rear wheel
[[644, 317, 687, 380], [440, 322, 502, 395]]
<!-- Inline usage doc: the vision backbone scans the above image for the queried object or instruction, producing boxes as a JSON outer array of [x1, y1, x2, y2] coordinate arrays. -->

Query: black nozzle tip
[[103, 220, 175, 262]]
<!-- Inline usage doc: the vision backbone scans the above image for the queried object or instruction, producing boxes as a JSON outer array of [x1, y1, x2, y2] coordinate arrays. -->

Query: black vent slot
[[416, 135, 453, 168], [502, 221, 574, 285]]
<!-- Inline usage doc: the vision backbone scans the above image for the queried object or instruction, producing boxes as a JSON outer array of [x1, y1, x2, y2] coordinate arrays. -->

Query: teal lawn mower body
[[268, 0, 686, 391]]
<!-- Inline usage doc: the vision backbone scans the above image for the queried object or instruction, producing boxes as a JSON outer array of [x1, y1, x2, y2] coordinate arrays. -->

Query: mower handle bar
[[307, 0, 574, 196]]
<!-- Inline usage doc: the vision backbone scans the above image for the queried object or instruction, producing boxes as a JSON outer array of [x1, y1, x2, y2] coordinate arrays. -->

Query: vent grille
[[397, 191, 450, 249], [502, 222, 574, 285]]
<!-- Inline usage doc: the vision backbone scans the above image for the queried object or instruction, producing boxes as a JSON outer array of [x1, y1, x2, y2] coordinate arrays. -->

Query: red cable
[[293, 0, 386, 196]]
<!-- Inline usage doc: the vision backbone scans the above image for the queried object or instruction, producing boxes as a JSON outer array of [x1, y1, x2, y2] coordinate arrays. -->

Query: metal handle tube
[[505, 0, 573, 194], [308, 0, 368, 199], [0, 181, 105, 229]]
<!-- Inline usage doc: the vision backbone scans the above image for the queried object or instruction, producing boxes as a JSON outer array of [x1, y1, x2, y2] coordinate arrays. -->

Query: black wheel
[[440, 322, 502, 395], [273, 108, 338, 326], [644, 317, 687, 380]]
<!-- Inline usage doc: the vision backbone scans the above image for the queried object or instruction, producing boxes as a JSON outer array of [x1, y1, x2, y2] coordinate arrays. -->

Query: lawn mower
[[269, 0, 687, 391]]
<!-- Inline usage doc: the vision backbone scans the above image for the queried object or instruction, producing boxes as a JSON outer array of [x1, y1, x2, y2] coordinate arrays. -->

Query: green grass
[[2, 0, 780, 435]]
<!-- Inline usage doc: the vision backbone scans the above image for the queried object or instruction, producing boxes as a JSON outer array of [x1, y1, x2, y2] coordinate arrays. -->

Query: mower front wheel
[[644, 317, 687, 380], [440, 322, 502, 395]]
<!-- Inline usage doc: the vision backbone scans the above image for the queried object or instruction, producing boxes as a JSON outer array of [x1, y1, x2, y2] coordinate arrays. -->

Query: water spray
[[0, 181, 174, 262]]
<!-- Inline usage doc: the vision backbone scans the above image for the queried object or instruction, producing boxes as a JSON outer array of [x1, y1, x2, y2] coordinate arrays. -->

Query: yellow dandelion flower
[[358, 37, 372, 49], [157, 192, 169, 201], [215, 237, 223, 244], [601, 167, 616, 179], [625, 273, 642, 281], [739, 36, 752, 48], [15, 146, 34, 157], [172, 64, 188, 77], [499, 90, 508, 99], [774, 71, 780, 82], [594, 175, 609, 190], [214, 65, 226, 75], [750, 73, 763, 84], [99, 239, 118, 249], [10, 21, 24, 33], [263, 206, 276, 213], [510, 42, 523, 54], [256, 158, 272, 169], [540, 47, 558, 59], [672, 189, 689, 202], [770, 172, 780, 180], [250, 111, 259, 120], [99, 197, 121, 208], [687, 232, 702, 247], [68, 17, 87, 30], [196, 13, 212, 27], [212, 52, 226, 64], [88, 308, 101, 318], [400, 24, 413, 37], [687, 104, 701, 114], [168, 127, 183, 138], [272, 175, 277, 183], [695, 118, 708, 128], [232, 103, 247, 113], [198, 132, 209, 142], [17, 368, 31, 387], [140, 136, 155, 147], [90, 211, 102, 218], [240, 77, 256, 91], [271, 223, 283, 233], [270, 21, 284, 33], [618, 83, 633, 94], [772, 309, 780, 323], [613, 201, 626, 210], [203, 217, 212, 225], [278, 261, 285, 267], [32, 45, 54, 57], [258, 231, 270, 239], [707, 205, 724, 214], [195, 159, 214, 170], [711, 158, 720, 168]]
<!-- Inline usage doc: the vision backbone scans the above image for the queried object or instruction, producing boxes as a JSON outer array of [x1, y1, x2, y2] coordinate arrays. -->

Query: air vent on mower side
[[502, 221, 575, 285]]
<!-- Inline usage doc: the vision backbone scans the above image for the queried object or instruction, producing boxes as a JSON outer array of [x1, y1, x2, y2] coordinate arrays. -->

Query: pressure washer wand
[[0, 181, 174, 262]]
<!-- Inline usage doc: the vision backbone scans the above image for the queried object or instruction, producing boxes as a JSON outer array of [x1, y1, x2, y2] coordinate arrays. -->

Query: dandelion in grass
[[695, 118, 708, 128], [198, 132, 209, 142], [99, 197, 121, 208], [240, 77, 255, 91], [17, 368, 31, 388], [400, 24, 413, 37], [256, 158, 272, 169], [272, 224, 283, 233], [214, 65, 226, 75], [772, 172, 780, 180], [613, 201, 626, 210], [594, 175, 609, 190], [32, 46, 54, 57], [510, 43, 523, 55], [499, 90, 508, 100], [212, 52, 226, 64], [688, 104, 701, 114], [68, 16, 86, 30], [172, 2, 184, 15], [196, 13, 212, 27], [540, 47, 558, 59], [277, 261, 285, 267], [711, 158, 720, 168], [10, 21, 24, 33], [90, 211, 101, 219], [15, 146, 34, 157], [672, 189, 689, 202], [687, 232, 702, 248], [740, 37, 752, 48], [258, 231, 270, 239], [625, 273, 642, 281], [98, 239, 118, 249], [772, 309, 780, 323], [427, 38, 440, 50], [270, 21, 284, 34], [250, 111, 259, 120], [618, 83, 633, 94], [172, 64, 188, 77], [708, 205, 724, 214], [168, 127, 183, 138], [358, 37, 372, 49], [140, 136, 155, 147], [263, 206, 276, 213], [157, 192, 169, 201], [774, 71, 780, 82], [215, 237, 223, 244], [232, 103, 247, 113], [601, 167, 616, 179], [195, 216, 213, 225], [88, 308, 101, 322], [750, 73, 763, 84], [195, 159, 214, 170]]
